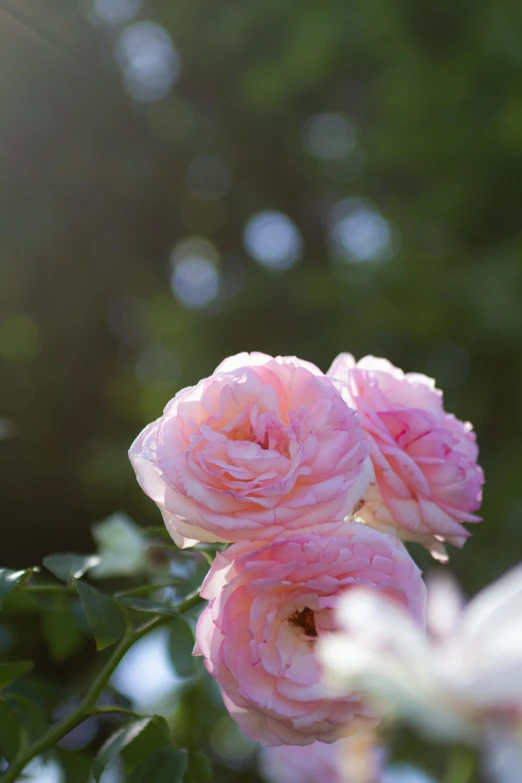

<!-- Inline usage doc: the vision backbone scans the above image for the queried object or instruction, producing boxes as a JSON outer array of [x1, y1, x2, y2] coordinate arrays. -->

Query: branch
[[0, 589, 202, 783]]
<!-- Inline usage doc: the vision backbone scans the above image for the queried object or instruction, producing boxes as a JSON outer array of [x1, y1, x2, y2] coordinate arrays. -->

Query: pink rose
[[328, 354, 484, 560], [129, 352, 369, 548], [193, 523, 426, 746], [260, 734, 383, 783]]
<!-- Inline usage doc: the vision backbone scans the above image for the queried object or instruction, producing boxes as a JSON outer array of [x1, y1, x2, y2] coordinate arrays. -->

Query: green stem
[[115, 582, 180, 598], [88, 706, 142, 719], [0, 589, 202, 783]]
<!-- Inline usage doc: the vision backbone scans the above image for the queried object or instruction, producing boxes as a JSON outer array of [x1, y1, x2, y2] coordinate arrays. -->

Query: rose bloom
[[319, 565, 522, 747], [328, 354, 484, 560], [193, 523, 426, 746], [130, 352, 369, 548]]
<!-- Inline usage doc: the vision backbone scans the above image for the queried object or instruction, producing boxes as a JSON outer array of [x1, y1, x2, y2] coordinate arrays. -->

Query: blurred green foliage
[[1, 0, 522, 779]]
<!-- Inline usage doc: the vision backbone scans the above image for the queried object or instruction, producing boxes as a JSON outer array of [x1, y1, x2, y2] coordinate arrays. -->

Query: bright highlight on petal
[[129, 353, 370, 547]]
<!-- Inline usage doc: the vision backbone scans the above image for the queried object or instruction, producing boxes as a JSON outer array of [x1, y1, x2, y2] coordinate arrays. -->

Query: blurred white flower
[[485, 725, 522, 783], [318, 565, 522, 746], [91, 512, 147, 578]]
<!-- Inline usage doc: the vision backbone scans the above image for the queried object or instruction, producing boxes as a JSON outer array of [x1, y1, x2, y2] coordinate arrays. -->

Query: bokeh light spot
[[112, 629, 179, 710], [115, 22, 180, 103], [243, 211, 303, 270], [329, 198, 395, 263], [24, 757, 64, 783], [97, 760, 124, 783], [302, 113, 356, 160], [170, 237, 220, 309]]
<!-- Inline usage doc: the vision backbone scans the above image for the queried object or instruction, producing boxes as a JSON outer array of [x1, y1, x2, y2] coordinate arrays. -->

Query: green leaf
[[128, 749, 188, 783], [184, 750, 213, 783], [73, 579, 126, 651], [0, 700, 21, 761], [121, 715, 170, 770], [56, 749, 93, 783], [0, 568, 36, 606], [167, 616, 198, 678], [93, 716, 170, 782], [0, 661, 33, 690], [43, 554, 100, 582], [41, 600, 84, 662]]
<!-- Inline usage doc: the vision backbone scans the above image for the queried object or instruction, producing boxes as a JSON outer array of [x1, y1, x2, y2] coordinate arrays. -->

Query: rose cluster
[[129, 352, 483, 746]]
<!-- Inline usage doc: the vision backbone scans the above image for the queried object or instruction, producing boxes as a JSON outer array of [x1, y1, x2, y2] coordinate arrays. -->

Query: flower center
[[226, 406, 291, 457], [288, 607, 318, 638]]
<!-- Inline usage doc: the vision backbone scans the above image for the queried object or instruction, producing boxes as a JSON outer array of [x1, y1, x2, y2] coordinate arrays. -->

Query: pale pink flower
[[259, 734, 383, 783], [328, 354, 484, 560], [260, 741, 342, 783], [259, 738, 435, 783], [193, 523, 426, 746], [130, 352, 369, 548], [319, 566, 522, 746]]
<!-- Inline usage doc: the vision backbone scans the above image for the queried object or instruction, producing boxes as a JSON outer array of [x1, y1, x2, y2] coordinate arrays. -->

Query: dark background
[[1, 1, 522, 778], [3, 0, 522, 590]]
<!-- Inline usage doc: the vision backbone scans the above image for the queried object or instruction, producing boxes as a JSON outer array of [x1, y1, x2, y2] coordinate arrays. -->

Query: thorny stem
[[0, 590, 202, 783]]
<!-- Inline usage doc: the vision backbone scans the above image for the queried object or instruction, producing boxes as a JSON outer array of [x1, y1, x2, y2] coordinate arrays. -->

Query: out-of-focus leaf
[[41, 599, 84, 662], [91, 513, 147, 579], [0, 589, 40, 614], [0, 661, 33, 690], [128, 749, 188, 783], [8, 694, 48, 743], [0, 700, 20, 761], [43, 554, 100, 582], [184, 749, 213, 783], [0, 568, 36, 606], [93, 716, 170, 782], [56, 749, 93, 783], [73, 579, 126, 651], [167, 616, 198, 678]]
